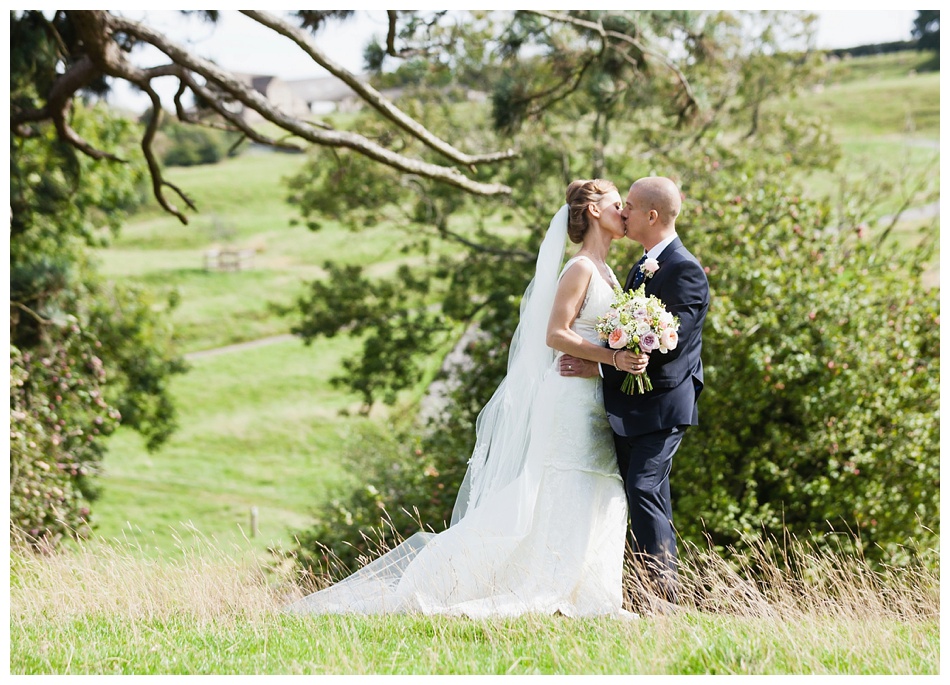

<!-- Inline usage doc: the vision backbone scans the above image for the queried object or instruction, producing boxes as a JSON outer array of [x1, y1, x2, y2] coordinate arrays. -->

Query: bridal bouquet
[[596, 285, 680, 394]]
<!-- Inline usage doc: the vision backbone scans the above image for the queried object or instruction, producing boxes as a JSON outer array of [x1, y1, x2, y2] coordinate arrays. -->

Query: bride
[[288, 179, 646, 618]]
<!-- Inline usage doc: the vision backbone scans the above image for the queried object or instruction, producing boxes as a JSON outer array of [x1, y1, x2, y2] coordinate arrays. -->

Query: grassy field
[[91, 338, 371, 552], [14, 612, 936, 675], [100, 151, 450, 353], [792, 67, 940, 213]]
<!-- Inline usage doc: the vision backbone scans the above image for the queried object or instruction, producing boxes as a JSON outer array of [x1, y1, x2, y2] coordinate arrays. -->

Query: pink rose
[[608, 327, 629, 349], [660, 328, 678, 350], [642, 258, 660, 276], [640, 331, 659, 351]]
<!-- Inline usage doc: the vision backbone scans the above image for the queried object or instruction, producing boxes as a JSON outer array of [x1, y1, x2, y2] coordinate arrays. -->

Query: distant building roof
[[251, 75, 278, 92], [222, 71, 383, 117], [285, 75, 366, 103]]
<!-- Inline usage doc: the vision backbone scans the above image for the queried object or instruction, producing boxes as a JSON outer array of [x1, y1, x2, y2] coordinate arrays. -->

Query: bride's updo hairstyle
[[565, 178, 618, 243]]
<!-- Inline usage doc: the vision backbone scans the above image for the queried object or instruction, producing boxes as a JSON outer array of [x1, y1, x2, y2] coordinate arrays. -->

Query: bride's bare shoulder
[[561, 254, 595, 278]]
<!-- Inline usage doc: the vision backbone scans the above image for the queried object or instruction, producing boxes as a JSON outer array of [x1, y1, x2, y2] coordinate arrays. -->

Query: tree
[[912, 10, 940, 54], [10, 34, 185, 546], [10, 9, 518, 225], [285, 10, 828, 405], [12, 9, 786, 220]]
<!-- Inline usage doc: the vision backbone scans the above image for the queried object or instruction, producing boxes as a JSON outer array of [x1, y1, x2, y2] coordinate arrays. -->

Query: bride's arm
[[545, 260, 633, 370]]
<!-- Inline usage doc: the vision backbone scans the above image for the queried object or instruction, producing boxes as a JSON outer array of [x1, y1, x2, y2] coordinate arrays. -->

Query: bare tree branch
[[240, 10, 516, 167], [177, 71, 308, 152], [874, 172, 932, 250], [10, 301, 53, 326], [515, 11, 607, 116], [386, 10, 401, 56], [529, 55, 600, 119], [383, 10, 431, 59], [11, 54, 124, 162], [17, 10, 516, 225], [604, 29, 698, 115], [528, 9, 607, 37], [96, 12, 512, 198], [139, 88, 195, 224], [437, 227, 535, 261]]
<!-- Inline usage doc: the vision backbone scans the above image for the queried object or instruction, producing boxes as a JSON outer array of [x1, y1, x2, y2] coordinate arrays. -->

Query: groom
[[560, 176, 709, 608]]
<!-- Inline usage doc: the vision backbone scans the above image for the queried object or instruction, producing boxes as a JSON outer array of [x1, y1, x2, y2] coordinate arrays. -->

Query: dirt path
[[184, 334, 297, 361], [880, 201, 940, 224]]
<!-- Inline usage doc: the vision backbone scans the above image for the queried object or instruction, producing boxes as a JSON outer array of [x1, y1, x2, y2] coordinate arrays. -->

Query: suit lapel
[[656, 237, 683, 264]]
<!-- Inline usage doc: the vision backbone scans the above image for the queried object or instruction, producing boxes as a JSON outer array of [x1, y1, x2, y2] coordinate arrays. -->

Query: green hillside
[[90, 150, 457, 553], [89, 50, 939, 555]]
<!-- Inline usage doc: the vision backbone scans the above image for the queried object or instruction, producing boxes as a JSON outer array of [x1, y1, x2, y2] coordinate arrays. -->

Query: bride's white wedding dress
[[288, 211, 630, 618]]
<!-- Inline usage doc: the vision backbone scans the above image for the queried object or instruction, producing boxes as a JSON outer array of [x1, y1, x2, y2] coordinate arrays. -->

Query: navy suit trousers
[[613, 425, 686, 603]]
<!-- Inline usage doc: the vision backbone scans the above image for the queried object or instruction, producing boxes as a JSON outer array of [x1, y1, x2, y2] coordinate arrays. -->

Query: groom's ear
[[647, 209, 659, 224]]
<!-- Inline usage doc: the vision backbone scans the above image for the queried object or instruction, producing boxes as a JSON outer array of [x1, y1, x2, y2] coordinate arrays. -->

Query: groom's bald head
[[621, 176, 681, 250], [629, 177, 681, 226]]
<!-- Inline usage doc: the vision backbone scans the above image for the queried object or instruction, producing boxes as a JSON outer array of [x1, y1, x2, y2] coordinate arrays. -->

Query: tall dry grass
[[662, 533, 938, 622], [10, 524, 289, 625], [287, 515, 939, 624], [10, 524, 938, 674], [12, 523, 938, 626]]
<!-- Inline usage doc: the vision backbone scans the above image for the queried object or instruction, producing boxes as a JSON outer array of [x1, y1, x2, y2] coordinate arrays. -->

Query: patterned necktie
[[630, 253, 648, 289]]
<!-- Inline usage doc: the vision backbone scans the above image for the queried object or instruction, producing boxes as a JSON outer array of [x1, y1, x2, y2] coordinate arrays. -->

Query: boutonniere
[[641, 257, 660, 279]]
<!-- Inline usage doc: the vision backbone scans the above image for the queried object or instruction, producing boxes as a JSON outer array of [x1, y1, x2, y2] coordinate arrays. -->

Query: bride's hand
[[618, 351, 650, 375]]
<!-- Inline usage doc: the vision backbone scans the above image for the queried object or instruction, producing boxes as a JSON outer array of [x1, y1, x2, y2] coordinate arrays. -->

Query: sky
[[108, 9, 921, 111]]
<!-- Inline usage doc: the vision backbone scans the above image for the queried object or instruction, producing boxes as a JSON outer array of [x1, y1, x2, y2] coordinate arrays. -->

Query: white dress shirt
[[643, 232, 678, 263]]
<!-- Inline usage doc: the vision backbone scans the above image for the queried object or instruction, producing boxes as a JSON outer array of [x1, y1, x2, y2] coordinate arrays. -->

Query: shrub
[[672, 147, 939, 564], [9, 103, 185, 548], [157, 120, 243, 167]]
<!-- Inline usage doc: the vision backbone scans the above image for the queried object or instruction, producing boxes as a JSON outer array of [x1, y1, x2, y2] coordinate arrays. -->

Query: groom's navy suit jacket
[[602, 237, 709, 437]]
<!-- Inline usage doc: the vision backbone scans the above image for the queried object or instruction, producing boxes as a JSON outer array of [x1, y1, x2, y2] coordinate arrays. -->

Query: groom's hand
[[559, 355, 599, 378]]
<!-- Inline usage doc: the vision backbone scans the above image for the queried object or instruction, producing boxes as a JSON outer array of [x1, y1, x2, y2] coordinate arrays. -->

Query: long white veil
[[450, 204, 568, 524], [287, 205, 569, 614]]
